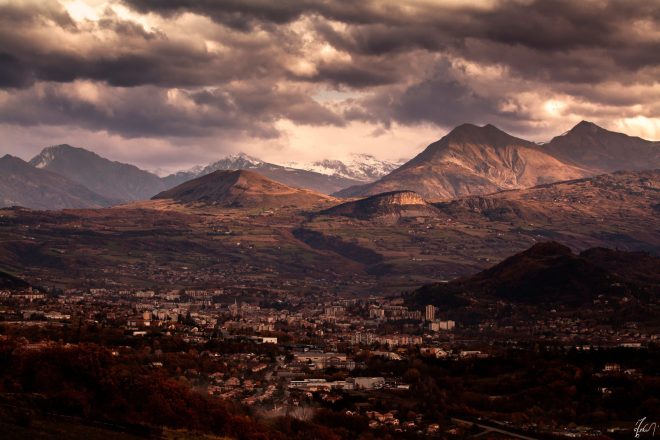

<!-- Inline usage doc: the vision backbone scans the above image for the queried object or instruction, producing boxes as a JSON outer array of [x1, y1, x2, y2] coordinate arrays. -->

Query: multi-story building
[[425, 304, 435, 321]]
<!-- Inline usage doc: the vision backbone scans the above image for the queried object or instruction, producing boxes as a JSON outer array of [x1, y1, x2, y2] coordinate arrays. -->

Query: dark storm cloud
[[0, 0, 658, 144], [122, 0, 407, 29], [0, 1, 291, 89], [3, 0, 658, 89], [342, 61, 536, 135], [313, 21, 445, 56], [122, 0, 659, 54], [0, 80, 343, 139], [291, 61, 402, 87], [0, 53, 34, 88], [376, 75, 504, 127], [189, 85, 345, 127], [305, 0, 660, 83], [116, 0, 660, 130]]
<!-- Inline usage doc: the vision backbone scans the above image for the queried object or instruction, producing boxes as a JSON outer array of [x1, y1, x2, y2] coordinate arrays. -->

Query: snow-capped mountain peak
[[163, 152, 407, 191], [223, 152, 263, 165], [162, 152, 276, 187], [203, 152, 265, 172], [302, 153, 405, 182]]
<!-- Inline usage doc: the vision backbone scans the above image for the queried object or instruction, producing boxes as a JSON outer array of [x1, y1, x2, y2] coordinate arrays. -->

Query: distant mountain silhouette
[[19, 121, 660, 207], [30, 144, 167, 202], [153, 169, 335, 208], [411, 241, 660, 307], [543, 120, 660, 172], [0, 154, 117, 209]]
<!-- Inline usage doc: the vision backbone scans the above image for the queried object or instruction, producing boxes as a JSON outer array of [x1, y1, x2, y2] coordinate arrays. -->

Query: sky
[[0, 0, 659, 173]]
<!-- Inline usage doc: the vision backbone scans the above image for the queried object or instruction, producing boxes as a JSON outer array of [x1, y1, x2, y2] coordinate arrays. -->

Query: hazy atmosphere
[[1, 0, 659, 172]]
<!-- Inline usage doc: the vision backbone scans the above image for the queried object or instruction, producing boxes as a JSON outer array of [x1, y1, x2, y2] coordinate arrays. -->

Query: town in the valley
[[1, 282, 655, 438]]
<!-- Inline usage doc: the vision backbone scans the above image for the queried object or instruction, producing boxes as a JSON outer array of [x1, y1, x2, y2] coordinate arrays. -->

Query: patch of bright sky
[[62, 0, 101, 21], [313, 88, 362, 104], [616, 116, 660, 140], [267, 119, 443, 164], [64, 0, 158, 32]]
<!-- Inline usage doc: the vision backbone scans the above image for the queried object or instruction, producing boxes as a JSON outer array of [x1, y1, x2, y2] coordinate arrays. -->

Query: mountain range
[[161, 153, 362, 194], [1, 120, 658, 210], [0, 149, 383, 209], [336, 121, 659, 200]]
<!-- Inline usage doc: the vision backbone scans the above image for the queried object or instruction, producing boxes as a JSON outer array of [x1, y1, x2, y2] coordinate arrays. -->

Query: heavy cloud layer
[[0, 0, 658, 169]]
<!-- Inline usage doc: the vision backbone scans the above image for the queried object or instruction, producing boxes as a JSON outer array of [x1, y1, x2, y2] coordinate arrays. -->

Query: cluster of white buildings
[[289, 376, 394, 391]]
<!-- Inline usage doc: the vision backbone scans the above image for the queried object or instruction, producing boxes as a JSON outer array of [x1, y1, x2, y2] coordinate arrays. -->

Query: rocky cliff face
[[321, 190, 439, 222], [369, 190, 428, 208]]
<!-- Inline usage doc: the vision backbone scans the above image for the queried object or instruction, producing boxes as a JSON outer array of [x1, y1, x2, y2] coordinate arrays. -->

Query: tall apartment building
[[425, 304, 435, 321]]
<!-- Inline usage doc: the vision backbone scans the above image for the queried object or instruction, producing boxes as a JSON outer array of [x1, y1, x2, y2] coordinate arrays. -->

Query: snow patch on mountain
[[201, 152, 265, 173], [289, 154, 405, 182], [170, 152, 405, 184], [30, 146, 61, 169]]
